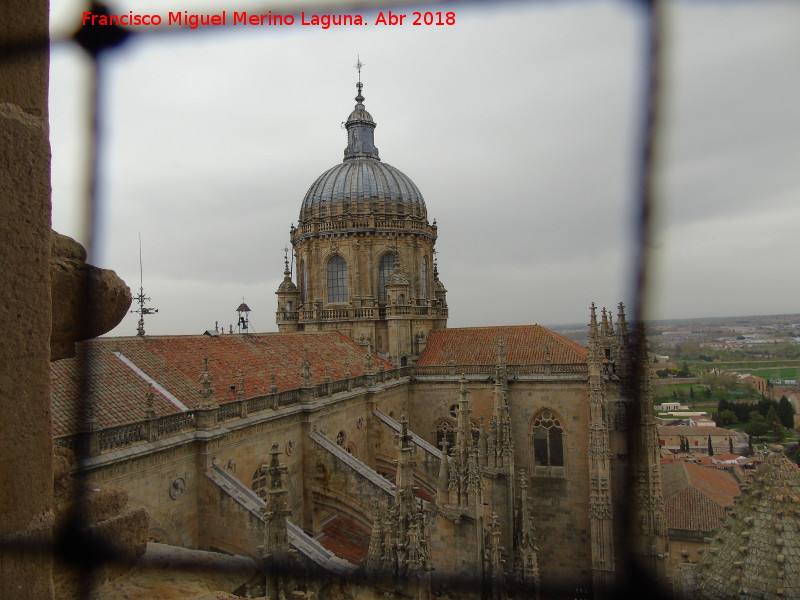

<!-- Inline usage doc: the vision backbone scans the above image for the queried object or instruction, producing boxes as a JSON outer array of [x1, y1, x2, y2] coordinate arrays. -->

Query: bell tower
[[275, 64, 447, 365]]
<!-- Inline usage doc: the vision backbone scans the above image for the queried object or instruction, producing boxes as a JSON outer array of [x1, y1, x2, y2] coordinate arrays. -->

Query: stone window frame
[[529, 408, 568, 478], [326, 255, 349, 303], [433, 417, 479, 453], [420, 256, 428, 299], [378, 252, 396, 302], [299, 259, 308, 303]]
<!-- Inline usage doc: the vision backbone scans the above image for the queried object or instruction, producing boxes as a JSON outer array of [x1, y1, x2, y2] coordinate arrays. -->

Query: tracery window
[[435, 420, 456, 453], [327, 256, 348, 303], [378, 253, 395, 302], [420, 257, 428, 299], [251, 465, 268, 500], [531, 409, 564, 467]]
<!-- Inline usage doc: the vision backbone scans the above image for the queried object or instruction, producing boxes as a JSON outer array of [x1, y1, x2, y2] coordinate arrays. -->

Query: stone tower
[[276, 73, 447, 365]]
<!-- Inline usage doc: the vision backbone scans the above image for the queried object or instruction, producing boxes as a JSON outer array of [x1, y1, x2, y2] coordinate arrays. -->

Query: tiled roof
[[661, 461, 740, 534], [316, 516, 370, 565], [417, 325, 588, 366], [51, 332, 391, 437], [690, 452, 800, 599]]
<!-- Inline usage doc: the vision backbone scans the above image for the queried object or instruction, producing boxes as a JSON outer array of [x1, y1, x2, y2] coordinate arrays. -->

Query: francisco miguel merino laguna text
[[81, 10, 457, 29]]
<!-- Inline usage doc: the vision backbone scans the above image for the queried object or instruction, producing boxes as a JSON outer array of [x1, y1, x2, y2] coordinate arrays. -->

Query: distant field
[[652, 380, 761, 403], [688, 360, 800, 380]]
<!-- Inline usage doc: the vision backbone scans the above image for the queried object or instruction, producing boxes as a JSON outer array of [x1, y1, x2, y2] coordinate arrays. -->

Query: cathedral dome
[[298, 80, 427, 223], [301, 159, 425, 211]]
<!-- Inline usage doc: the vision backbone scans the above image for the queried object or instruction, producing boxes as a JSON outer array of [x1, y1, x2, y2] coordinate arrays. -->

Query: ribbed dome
[[301, 158, 425, 211], [299, 80, 426, 218]]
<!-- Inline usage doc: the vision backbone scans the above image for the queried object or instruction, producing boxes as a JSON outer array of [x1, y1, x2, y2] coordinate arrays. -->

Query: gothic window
[[378, 253, 395, 301], [531, 409, 564, 467], [435, 420, 456, 453], [327, 255, 348, 303], [251, 465, 268, 500], [420, 257, 428, 299]]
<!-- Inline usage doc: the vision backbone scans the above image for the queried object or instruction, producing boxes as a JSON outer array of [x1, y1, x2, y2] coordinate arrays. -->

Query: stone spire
[[614, 302, 632, 385], [438, 376, 483, 513], [364, 500, 386, 576], [686, 449, 800, 599], [144, 384, 156, 419], [513, 470, 540, 598], [366, 416, 430, 590], [259, 442, 294, 599], [587, 303, 615, 591], [300, 346, 312, 387], [236, 371, 245, 401], [344, 60, 380, 160], [629, 323, 667, 581], [197, 356, 218, 409], [488, 342, 514, 471], [485, 513, 507, 600], [436, 437, 450, 506]]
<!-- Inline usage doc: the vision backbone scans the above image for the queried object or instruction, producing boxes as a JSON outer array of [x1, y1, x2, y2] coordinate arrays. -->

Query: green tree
[[707, 435, 714, 457], [677, 362, 692, 378], [717, 410, 738, 426], [744, 411, 769, 441], [689, 386, 695, 400], [777, 396, 795, 429], [766, 405, 784, 440]]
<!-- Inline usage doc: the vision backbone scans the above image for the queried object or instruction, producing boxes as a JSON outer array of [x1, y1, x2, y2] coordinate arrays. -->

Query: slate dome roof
[[299, 81, 426, 216], [301, 159, 425, 211]]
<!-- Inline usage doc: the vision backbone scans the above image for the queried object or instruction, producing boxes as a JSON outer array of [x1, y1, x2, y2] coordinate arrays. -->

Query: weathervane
[[283, 245, 291, 274], [354, 56, 364, 99], [354, 55, 364, 81], [130, 232, 158, 336]]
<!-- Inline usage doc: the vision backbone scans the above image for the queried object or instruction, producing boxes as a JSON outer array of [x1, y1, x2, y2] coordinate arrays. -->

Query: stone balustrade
[[54, 363, 584, 458], [54, 367, 409, 457], [284, 304, 448, 323], [292, 215, 436, 243]]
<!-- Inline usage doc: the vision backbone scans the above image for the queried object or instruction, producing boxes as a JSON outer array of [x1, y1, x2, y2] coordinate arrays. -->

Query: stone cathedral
[[50, 76, 670, 600]]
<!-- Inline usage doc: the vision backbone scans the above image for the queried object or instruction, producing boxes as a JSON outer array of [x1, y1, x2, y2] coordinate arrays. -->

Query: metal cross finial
[[355, 56, 364, 81]]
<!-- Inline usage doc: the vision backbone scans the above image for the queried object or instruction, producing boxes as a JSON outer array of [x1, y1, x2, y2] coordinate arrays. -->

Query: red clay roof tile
[[417, 325, 588, 367], [51, 332, 390, 437], [317, 516, 370, 564]]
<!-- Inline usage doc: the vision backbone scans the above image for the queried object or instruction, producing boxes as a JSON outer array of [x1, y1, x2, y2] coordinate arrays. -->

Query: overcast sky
[[49, 0, 800, 337]]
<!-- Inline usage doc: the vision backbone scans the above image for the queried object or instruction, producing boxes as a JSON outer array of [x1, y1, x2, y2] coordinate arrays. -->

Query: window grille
[[327, 255, 348, 303], [420, 256, 428, 299], [378, 253, 395, 301]]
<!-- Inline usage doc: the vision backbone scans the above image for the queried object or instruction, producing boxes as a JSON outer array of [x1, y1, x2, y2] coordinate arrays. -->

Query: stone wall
[[0, 2, 53, 597], [78, 379, 412, 551], [409, 375, 597, 592]]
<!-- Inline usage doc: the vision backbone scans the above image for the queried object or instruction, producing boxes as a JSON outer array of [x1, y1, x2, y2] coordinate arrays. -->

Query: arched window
[[531, 409, 564, 467], [327, 256, 348, 302], [378, 253, 395, 301], [420, 257, 428, 299], [435, 420, 456, 453]]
